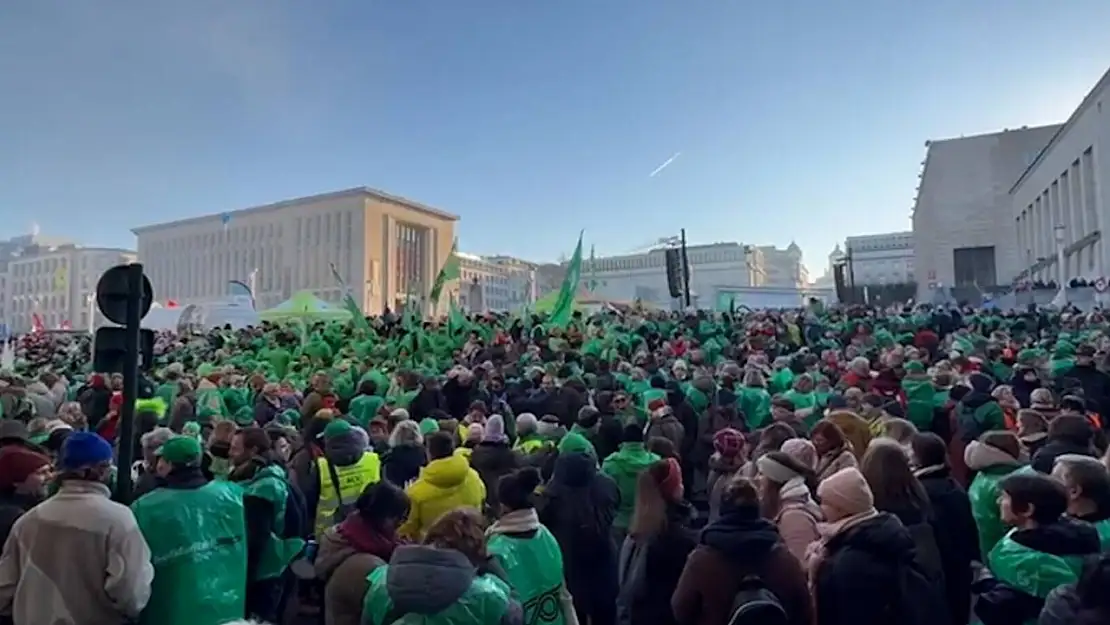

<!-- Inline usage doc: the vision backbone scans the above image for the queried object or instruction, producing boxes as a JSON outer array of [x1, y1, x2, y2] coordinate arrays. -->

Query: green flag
[[448, 300, 469, 335], [330, 263, 371, 331], [549, 231, 584, 327], [429, 239, 460, 307]]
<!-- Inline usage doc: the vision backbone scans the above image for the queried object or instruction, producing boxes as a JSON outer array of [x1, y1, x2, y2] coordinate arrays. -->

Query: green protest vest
[[363, 565, 513, 625], [987, 529, 1082, 625], [239, 464, 306, 580], [1093, 518, 1110, 551], [488, 525, 567, 625], [130, 481, 248, 625]]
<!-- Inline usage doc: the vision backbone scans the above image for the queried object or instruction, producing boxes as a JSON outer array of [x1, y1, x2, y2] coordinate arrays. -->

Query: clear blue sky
[[2, 1, 1109, 276]]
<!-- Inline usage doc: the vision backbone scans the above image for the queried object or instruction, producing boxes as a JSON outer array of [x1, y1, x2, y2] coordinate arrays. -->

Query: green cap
[[318, 419, 353, 440], [156, 436, 203, 465], [418, 418, 439, 435]]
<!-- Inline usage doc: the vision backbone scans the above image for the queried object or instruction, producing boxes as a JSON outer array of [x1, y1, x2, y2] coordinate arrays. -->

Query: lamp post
[[1054, 224, 1067, 304]]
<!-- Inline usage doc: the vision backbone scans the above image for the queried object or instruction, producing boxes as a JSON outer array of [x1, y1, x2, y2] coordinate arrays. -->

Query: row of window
[[1015, 146, 1099, 273], [590, 251, 756, 273], [847, 241, 913, 253], [138, 215, 439, 304]]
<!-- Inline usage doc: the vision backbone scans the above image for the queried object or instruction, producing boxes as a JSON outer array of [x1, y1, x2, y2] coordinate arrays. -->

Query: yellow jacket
[[399, 453, 487, 540]]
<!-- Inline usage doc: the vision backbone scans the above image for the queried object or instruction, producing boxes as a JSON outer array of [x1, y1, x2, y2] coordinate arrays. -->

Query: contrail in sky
[[648, 152, 681, 177]]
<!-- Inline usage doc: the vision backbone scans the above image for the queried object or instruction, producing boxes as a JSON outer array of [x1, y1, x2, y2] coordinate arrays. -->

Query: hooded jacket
[[398, 454, 486, 540], [362, 545, 522, 625], [468, 441, 520, 514], [672, 511, 812, 625], [602, 442, 661, 530], [539, 451, 620, 609], [957, 384, 1006, 444], [965, 441, 1028, 557]]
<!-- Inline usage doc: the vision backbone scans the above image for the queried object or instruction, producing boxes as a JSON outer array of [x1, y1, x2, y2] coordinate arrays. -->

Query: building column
[[382, 215, 396, 311]]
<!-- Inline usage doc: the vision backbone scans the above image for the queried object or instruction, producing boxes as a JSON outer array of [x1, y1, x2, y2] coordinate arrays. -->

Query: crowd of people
[[3, 302, 1110, 625]]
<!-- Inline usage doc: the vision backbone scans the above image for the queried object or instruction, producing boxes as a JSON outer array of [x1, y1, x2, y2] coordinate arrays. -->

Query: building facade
[[578, 242, 761, 309], [455, 253, 537, 312], [756, 243, 808, 288], [0, 233, 74, 331], [844, 231, 915, 286], [810, 244, 845, 289], [1012, 68, 1110, 285], [132, 187, 457, 316], [2, 244, 136, 333], [913, 124, 1062, 301]]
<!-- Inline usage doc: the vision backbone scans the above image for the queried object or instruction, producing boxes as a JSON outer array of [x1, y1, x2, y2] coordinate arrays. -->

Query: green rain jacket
[[986, 522, 1099, 625], [238, 463, 306, 580], [968, 463, 1029, 558], [737, 386, 772, 430], [900, 373, 936, 431], [602, 442, 660, 530], [488, 516, 569, 625], [131, 480, 248, 625]]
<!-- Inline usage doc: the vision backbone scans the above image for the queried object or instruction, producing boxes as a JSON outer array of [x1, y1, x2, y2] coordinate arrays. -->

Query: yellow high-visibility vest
[[315, 452, 381, 536]]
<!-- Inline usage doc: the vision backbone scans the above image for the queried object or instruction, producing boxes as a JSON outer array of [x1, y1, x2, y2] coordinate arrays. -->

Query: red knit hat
[[657, 457, 684, 501], [713, 428, 745, 457], [0, 447, 51, 489]]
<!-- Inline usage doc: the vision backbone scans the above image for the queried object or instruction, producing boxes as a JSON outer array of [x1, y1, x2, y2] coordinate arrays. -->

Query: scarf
[[486, 508, 540, 536], [337, 514, 403, 560], [913, 464, 946, 479], [806, 509, 879, 584]]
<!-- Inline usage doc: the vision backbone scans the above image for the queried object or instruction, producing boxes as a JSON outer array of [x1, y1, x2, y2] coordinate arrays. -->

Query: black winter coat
[[1059, 363, 1110, 418], [539, 451, 620, 613], [917, 466, 979, 625], [814, 512, 951, 625], [468, 441, 519, 514], [616, 501, 697, 625], [381, 444, 426, 488], [1031, 439, 1098, 474], [1039, 582, 1110, 625], [442, 379, 482, 420]]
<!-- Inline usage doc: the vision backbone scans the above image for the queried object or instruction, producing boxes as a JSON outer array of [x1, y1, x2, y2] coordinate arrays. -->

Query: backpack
[[726, 575, 787, 625], [282, 477, 310, 540]]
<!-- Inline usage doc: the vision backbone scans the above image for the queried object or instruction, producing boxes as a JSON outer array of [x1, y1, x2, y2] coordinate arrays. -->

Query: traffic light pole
[[680, 228, 692, 308], [114, 264, 144, 504]]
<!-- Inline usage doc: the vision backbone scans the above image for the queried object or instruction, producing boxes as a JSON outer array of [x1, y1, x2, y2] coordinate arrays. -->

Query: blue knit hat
[[59, 432, 114, 471]]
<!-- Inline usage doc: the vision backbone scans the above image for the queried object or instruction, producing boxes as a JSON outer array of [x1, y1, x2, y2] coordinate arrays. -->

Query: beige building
[[2, 244, 136, 333], [756, 243, 808, 288], [132, 187, 457, 316], [912, 125, 1061, 300]]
